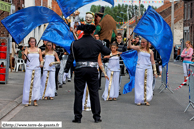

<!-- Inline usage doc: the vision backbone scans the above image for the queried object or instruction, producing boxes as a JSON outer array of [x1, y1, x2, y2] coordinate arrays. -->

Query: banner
[[1, 6, 64, 44], [134, 6, 173, 67], [0, 1, 11, 12], [121, 50, 138, 94], [41, 22, 75, 54]]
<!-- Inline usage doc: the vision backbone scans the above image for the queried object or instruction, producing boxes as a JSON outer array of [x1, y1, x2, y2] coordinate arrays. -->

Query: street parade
[[0, 0, 194, 129]]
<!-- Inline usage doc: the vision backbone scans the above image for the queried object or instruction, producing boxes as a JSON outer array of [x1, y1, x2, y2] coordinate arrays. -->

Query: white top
[[43, 51, 55, 71], [107, 53, 120, 72], [137, 50, 152, 69], [26, 48, 40, 70]]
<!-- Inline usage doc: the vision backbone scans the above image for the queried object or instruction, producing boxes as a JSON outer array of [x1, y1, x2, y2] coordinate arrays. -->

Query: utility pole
[[127, 4, 130, 37], [139, 0, 141, 16], [170, 0, 174, 60]]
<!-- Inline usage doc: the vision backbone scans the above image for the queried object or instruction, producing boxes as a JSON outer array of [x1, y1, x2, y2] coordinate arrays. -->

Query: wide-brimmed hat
[[96, 7, 105, 17], [77, 24, 96, 34]]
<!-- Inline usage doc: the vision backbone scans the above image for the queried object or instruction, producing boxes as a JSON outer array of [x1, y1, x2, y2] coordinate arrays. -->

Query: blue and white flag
[[121, 50, 138, 94], [134, 6, 173, 67], [41, 22, 75, 54], [56, 0, 114, 18], [1, 6, 64, 44]]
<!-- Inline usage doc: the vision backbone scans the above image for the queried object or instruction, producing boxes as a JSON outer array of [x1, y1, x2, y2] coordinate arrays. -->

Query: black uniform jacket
[[64, 35, 110, 72]]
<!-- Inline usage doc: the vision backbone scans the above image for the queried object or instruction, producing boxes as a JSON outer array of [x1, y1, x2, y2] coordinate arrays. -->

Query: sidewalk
[[0, 72, 24, 120]]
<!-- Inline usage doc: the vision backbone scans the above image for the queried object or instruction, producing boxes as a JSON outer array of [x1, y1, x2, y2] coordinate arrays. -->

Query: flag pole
[[170, 0, 174, 61]]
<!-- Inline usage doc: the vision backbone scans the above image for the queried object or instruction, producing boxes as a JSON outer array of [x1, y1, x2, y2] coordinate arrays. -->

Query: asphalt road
[[2, 63, 194, 129]]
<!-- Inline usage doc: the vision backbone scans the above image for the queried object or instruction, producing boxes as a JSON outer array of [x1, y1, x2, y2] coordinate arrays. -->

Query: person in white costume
[[127, 36, 158, 106], [102, 43, 122, 101], [62, 51, 71, 84], [22, 37, 43, 107], [82, 53, 109, 111], [41, 42, 60, 100]]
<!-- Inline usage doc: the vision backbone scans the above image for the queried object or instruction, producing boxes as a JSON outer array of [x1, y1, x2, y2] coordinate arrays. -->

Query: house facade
[[183, 0, 194, 47]]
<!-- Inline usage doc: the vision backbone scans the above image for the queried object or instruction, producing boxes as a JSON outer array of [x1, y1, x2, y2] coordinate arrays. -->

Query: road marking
[[0, 104, 24, 122]]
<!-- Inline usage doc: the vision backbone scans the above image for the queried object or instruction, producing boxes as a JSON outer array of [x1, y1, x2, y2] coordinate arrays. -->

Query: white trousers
[[183, 63, 190, 76]]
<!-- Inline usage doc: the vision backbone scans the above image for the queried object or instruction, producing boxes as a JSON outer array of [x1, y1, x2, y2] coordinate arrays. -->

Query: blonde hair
[[45, 42, 54, 53], [140, 38, 150, 52], [185, 41, 193, 48]]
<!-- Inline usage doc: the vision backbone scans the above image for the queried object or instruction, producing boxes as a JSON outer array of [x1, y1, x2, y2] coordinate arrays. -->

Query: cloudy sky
[[78, 0, 164, 19]]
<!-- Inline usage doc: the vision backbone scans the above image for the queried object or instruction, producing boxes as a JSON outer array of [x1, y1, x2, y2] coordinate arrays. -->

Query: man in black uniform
[[64, 24, 110, 123]]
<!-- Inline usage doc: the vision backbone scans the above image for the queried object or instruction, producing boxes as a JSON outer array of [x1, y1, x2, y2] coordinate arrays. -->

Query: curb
[[0, 95, 22, 120]]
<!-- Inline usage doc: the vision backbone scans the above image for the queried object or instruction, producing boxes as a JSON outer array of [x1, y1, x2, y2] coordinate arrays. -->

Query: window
[[185, 4, 187, 20]]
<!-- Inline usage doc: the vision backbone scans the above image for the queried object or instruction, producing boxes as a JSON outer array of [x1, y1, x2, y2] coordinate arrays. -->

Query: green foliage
[[80, 17, 84, 22], [90, 4, 157, 23]]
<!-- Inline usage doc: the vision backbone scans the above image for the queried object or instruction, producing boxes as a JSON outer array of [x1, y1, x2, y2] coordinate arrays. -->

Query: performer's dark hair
[[77, 24, 96, 34], [111, 42, 118, 47], [116, 33, 122, 37], [28, 37, 37, 47]]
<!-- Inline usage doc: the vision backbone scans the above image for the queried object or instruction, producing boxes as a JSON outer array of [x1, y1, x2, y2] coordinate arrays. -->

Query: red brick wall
[[156, 0, 184, 26], [0, 0, 10, 38], [43, 0, 48, 7], [0, 0, 24, 38], [35, 0, 48, 7], [12, 0, 24, 12], [52, 0, 62, 16], [35, 0, 41, 6]]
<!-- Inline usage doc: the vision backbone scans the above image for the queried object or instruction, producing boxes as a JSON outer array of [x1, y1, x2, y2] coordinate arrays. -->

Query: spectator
[[94, 34, 100, 40], [18, 45, 24, 59], [134, 37, 140, 46], [181, 41, 193, 85]]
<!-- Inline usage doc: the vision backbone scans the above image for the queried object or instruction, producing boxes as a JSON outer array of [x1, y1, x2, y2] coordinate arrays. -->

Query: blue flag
[[56, 0, 114, 18], [1, 6, 64, 44], [120, 50, 138, 94], [134, 6, 173, 67], [41, 22, 75, 54]]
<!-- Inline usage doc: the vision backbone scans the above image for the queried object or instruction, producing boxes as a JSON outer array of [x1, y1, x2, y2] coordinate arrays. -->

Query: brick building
[[0, 0, 52, 45], [183, 0, 194, 47], [24, 0, 50, 46], [155, 0, 184, 45], [0, 0, 24, 39], [52, 0, 62, 16]]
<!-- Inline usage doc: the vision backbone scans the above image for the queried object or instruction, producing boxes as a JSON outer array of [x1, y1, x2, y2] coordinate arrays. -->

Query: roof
[[156, 0, 184, 26]]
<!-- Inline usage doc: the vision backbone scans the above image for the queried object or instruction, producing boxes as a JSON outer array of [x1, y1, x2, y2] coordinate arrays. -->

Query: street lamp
[[117, 16, 124, 23]]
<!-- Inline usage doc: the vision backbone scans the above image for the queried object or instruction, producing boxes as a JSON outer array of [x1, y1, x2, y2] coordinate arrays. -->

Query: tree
[[80, 17, 84, 22]]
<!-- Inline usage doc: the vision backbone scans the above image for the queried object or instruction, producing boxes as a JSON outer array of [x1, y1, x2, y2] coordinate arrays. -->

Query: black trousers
[[55, 67, 60, 91], [74, 67, 101, 120], [98, 69, 102, 88]]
